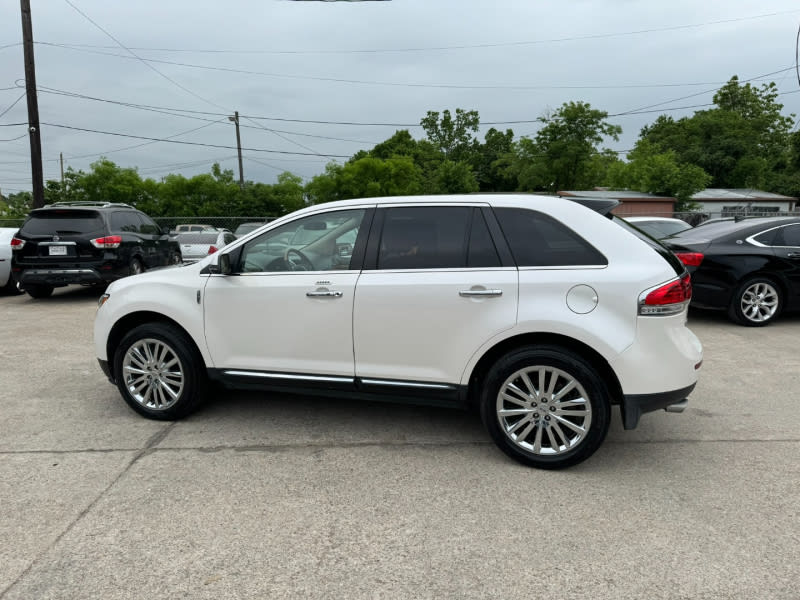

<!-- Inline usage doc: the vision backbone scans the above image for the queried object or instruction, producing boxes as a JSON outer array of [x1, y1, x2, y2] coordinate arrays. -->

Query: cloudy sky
[[1, 0, 799, 194]]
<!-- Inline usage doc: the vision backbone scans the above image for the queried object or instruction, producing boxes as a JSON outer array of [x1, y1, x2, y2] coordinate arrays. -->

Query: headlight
[[97, 293, 110, 309]]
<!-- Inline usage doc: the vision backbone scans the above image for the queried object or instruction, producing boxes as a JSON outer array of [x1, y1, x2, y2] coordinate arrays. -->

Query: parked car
[[625, 216, 692, 239], [173, 224, 218, 234], [94, 194, 702, 469], [11, 202, 182, 298], [663, 216, 800, 326], [177, 230, 237, 263], [0, 227, 22, 294], [233, 222, 265, 238]]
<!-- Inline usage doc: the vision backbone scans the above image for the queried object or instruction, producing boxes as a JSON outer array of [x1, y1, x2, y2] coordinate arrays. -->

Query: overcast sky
[[1, 0, 799, 194]]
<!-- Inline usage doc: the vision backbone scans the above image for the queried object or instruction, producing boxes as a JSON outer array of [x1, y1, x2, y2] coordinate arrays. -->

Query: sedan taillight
[[90, 235, 122, 249], [207, 245, 218, 255], [674, 252, 704, 267], [639, 274, 692, 316], [10, 237, 25, 250]]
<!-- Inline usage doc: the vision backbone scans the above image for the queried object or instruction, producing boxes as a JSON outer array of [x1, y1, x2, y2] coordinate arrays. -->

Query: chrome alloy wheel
[[122, 338, 185, 410], [496, 366, 592, 455], [740, 281, 779, 323]]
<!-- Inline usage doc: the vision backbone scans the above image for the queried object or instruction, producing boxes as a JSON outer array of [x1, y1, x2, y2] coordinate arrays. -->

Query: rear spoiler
[[564, 197, 620, 219]]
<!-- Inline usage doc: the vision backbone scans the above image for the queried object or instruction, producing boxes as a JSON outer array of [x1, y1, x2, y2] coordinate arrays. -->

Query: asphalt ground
[[1, 285, 798, 599]]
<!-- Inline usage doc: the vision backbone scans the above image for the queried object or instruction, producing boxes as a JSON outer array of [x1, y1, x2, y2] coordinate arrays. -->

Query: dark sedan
[[663, 216, 800, 326]]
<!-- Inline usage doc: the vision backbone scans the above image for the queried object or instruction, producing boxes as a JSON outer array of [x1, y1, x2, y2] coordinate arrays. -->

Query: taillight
[[674, 252, 704, 267], [207, 245, 218, 255], [90, 235, 122, 249], [10, 237, 25, 250], [639, 274, 692, 316]]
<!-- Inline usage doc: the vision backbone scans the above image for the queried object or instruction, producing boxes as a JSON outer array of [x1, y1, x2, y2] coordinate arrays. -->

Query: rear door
[[137, 213, 170, 268], [353, 205, 517, 385], [770, 223, 800, 304]]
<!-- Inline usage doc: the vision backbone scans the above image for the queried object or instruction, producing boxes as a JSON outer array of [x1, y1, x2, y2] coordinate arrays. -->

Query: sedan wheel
[[729, 277, 782, 327], [481, 346, 610, 469]]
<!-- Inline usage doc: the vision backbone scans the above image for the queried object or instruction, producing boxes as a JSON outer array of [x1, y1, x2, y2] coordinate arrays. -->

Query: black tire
[[25, 284, 54, 299], [480, 345, 611, 470], [727, 276, 782, 327], [169, 251, 182, 265], [114, 322, 207, 420], [2, 276, 22, 295], [129, 257, 144, 276]]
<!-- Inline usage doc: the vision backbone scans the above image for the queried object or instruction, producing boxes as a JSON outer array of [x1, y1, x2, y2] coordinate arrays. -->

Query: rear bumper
[[621, 383, 695, 429], [16, 267, 113, 287]]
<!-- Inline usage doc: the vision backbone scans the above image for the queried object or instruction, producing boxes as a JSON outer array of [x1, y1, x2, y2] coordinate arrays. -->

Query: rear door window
[[776, 224, 800, 247], [494, 207, 607, 267], [110, 211, 142, 233], [377, 206, 471, 270], [21, 210, 104, 235]]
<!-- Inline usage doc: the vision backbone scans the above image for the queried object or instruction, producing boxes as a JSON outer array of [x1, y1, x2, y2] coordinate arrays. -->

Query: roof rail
[[42, 201, 134, 209]]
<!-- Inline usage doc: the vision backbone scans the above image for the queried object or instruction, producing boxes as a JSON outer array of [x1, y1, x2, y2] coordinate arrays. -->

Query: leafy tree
[[429, 160, 479, 194], [513, 101, 622, 192], [305, 157, 423, 204], [606, 141, 711, 210], [420, 108, 480, 162], [473, 128, 517, 192], [640, 76, 795, 189], [0, 190, 32, 218]]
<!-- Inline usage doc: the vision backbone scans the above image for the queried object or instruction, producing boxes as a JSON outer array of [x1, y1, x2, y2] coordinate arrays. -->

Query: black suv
[[11, 202, 181, 298]]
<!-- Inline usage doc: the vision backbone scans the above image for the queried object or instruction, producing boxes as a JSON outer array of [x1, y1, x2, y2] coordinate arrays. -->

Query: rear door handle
[[787, 252, 800, 258], [459, 289, 503, 297], [306, 291, 343, 298]]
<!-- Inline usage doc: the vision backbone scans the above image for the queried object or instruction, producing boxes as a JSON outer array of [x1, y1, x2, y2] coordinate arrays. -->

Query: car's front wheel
[[114, 322, 207, 420], [728, 276, 782, 327], [480, 346, 611, 469]]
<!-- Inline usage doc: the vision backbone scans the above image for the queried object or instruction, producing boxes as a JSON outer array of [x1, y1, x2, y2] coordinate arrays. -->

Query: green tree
[[420, 108, 480, 162], [429, 160, 479, 194], [305, 157, 423, 204], [606, 141, 711, 210], [473, 128, 517, 192], [0, 191, 32, 218], [512, 101, 622, 192]]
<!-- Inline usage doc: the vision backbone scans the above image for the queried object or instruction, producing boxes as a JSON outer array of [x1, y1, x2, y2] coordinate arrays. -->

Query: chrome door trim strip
[[223, 370, 354, 384], [360, 378, 455, 390]]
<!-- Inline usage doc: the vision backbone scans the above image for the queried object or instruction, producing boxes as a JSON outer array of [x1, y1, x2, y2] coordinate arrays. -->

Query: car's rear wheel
[[114, 322, 207, 420], [25, 284, 54, 299], [169, 251, 182, 265], [728, 276, 782, 327], [2, 276, 22, 295], [129, 258, 144, 276], [480, 346, 611, 469]]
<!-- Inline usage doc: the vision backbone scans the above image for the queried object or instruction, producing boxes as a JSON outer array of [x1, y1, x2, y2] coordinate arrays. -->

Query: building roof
[[691, 189, 797, 202], [558, 190, 674, 202]]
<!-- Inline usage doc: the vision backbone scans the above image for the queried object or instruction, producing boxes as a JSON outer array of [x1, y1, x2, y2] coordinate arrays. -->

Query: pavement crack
[[0, 422, 177, 600]]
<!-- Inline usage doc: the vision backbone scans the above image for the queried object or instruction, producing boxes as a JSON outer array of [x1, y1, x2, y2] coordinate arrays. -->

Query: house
[[690, 189, 797, 217], [557, 190, 676, 217]]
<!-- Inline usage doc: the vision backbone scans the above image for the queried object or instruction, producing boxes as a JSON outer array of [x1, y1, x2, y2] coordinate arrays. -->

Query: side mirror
[[218, 253, 232, 275]]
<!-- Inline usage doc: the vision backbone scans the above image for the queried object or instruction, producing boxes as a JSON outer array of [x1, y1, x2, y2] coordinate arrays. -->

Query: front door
[[203, 207, 371, 377]]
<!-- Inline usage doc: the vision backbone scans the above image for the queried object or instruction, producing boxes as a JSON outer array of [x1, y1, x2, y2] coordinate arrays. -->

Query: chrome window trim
[[746, 223, 800, 248]]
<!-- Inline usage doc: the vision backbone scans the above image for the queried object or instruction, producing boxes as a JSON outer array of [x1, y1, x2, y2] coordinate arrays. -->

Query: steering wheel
[[284, 248, 314, 271]]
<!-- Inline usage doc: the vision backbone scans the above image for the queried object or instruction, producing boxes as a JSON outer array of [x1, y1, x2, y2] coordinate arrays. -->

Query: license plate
[[49, 245, 68, 256]]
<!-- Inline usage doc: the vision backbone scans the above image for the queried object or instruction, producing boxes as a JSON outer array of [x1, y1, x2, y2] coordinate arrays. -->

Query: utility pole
[[20, 0, 44, 209], [60, 152, 64, 184], [229, 111, 244, 189]]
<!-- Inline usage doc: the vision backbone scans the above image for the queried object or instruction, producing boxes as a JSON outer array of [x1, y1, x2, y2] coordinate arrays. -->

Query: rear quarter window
[[494, 207, 607, 267]]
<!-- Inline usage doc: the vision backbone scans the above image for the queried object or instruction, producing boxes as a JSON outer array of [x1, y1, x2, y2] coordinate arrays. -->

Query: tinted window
[[138, 214, 161, 235], [21, 210, 104, 235], [110, 211, 141, 233], [495, 208, 607, 267], [468, 209, 501, 268], [777, 224, 800, 247], [378, 207, 470, 269], [753, 229, 778, 246]]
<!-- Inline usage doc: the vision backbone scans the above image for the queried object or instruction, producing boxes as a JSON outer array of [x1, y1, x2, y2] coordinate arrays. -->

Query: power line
[[242, 115, 326, 157], [38, 42, 772, 92], [61, 0, 229, 112], [39, 122, 351, 157], [39, 9, 800, 55], [0, 133, 27, 142], [0, 93, 26, 119]]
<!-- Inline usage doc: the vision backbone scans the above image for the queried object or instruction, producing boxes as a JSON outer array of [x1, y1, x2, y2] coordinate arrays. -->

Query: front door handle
[[459, 289, 503, 297], [306, 291, 343, 298]]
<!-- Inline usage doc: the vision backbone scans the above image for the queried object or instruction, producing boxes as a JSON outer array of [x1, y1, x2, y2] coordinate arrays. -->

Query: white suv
[[94, 194, 702, 469]]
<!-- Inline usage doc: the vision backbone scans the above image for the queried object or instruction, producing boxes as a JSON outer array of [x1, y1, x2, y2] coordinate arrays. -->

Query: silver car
[[177, 230, 236, 263]]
